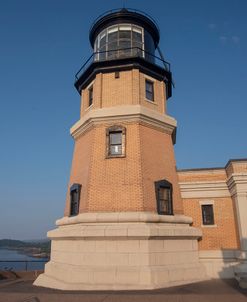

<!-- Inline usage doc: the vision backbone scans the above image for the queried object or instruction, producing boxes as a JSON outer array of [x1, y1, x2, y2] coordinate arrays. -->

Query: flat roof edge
[[177, 158, 247, 173], [177, 167, 224, 173]]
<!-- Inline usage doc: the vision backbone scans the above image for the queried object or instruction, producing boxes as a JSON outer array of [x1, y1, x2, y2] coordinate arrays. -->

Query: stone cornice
[[70, 105, 177, 140], [48, 223, 202, 240], [179, 180, 231, 198], [56, 211, 192, 226], [226, 173, 247, 196]]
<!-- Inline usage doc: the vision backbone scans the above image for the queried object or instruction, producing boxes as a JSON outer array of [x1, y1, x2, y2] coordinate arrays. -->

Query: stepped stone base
[[34, 212, 206, 290]]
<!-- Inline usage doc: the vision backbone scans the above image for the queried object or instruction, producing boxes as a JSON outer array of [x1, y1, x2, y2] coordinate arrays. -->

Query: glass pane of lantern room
[[99, 45, 106, 60], [108, 41, 118, 59], [119, 25, 131, 39], [132, 29, 142, 43], [108, 26, 118, 42], [132, 41, 143, 56], [99, 32, 106, 47], [108, 41, 118, 51], [119, 40, 131, 57]]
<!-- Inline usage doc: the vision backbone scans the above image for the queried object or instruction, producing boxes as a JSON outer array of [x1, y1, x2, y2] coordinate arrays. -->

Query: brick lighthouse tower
[[35, 8, 205, 290]]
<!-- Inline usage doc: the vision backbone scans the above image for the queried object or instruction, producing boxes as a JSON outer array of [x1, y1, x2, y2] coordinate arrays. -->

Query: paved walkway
[[0, 278, 246, 302]]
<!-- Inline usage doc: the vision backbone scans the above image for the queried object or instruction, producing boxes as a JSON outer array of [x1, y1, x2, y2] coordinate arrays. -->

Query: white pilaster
[[227, 172, 247, 288]]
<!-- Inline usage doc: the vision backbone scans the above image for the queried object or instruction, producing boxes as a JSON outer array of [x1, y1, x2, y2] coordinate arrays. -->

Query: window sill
[[85, 104, 93, 111], [106, 154, 126, 159], [201, 224, 217, 228], [145, 98, 158, 105]]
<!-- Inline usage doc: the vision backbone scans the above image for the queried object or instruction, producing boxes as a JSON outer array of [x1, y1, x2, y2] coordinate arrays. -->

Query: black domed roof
[[89, 8, 160, 48]]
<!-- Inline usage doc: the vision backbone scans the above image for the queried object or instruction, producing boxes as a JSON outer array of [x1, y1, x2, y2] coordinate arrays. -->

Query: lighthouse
[[35, 8, 205, 290]]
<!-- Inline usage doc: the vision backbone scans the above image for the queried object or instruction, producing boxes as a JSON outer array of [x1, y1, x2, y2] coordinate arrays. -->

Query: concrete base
[[234, 256, 247, 289], [34, 212, 206, 290], [199, 250, 240, 279]]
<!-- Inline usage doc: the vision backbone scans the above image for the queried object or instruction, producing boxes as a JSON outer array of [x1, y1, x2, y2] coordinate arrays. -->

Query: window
[[145, 80, 154, 101], [201, 205, 214, 225], [155, 180, 173, 215], [109, 132, 122, 155], [88, 85, 93, 107], [106, 125, 126, 158], [70, 184, 81, 216]]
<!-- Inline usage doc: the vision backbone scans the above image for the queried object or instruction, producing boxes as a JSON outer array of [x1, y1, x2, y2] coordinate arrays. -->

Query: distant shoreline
[[1, 247, 50, 259], [0, 239, 51, 260]]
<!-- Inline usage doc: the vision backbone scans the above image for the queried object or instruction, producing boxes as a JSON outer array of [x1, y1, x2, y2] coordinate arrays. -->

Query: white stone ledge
[[48, 222, 202, 240], [70, 105, 177, 139], [179, 181, 231, 198], [56, 212, 193, 226]]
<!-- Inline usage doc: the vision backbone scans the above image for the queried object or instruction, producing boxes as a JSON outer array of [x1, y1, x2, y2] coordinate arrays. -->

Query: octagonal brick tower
[[66, 9, 181, 217], [35, 8, 205, 290]]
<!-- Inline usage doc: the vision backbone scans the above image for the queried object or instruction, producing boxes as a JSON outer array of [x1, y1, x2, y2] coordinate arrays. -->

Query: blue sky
[[0, 0, 246, 240]]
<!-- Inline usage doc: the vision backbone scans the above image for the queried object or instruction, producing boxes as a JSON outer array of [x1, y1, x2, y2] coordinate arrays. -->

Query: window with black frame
[[201, 204, 214, 225], [155, 180, 173, 215], [88, 85, 93, 107], [145, 79, 154, 101], [106, 125, 126, 158], [70, 184, 81, 216]]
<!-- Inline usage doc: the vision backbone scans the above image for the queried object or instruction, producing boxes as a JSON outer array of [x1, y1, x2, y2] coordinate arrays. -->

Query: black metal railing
[[0, 260, 48, 271], [75, 47, 170, 81]]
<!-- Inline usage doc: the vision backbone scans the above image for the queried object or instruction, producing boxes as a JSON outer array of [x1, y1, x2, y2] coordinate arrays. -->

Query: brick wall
[[183, 197, 239, 250], [80, 69, 167, 116], [64, 128, 95, 216], [87, 122, 144, 212], [66, 121, 182, 214], [178, 168, 240, 250], [139, 124, 183, 214]]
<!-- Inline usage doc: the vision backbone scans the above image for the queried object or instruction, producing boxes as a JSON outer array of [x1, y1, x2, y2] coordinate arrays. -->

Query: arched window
[[106, 125, 126, 158], [155, 180, 173, 215]]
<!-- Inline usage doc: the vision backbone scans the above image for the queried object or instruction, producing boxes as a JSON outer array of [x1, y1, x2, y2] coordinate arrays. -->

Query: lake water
[[0, 248, 49, 271]]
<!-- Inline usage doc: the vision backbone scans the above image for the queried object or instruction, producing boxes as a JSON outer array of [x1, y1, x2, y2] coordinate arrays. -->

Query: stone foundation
[[34, 212, 206, 290], [199, 250, 240, 279]]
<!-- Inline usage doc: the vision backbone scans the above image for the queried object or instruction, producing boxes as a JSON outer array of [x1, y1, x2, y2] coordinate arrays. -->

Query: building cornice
[[70, 105, 177, 141], [179, 180, 231, 199], [226, 173, 247, 196], [56, 211, 193, 226]]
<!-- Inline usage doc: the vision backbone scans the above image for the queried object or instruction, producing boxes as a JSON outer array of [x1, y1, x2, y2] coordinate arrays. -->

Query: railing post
[[25, 261, 28, 271]]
